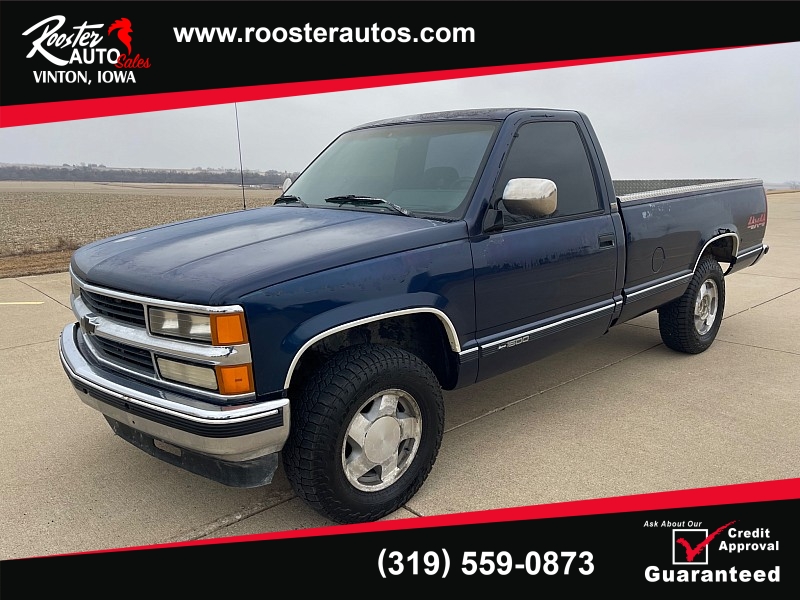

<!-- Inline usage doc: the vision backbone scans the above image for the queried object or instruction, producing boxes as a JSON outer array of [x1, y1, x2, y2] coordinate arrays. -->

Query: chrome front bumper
[[59, 323, 290, 486]]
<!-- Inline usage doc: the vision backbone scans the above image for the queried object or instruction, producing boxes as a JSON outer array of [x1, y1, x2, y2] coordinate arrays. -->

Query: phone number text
[[377, 549, 594, 578]]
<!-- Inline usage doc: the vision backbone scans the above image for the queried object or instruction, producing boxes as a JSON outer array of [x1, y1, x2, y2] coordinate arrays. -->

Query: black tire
[[658, 255, 725, 354], [282, 344, 444, 524]]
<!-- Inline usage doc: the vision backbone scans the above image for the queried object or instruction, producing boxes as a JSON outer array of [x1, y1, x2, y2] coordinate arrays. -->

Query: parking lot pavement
[[1, 192, 798, 558]]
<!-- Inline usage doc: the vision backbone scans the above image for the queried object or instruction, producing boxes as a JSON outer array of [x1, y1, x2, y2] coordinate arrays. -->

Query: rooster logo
[[108, 18, 133, 54]]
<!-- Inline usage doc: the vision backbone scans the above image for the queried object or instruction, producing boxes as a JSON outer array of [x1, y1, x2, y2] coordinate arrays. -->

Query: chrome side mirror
[[502, 178, 557, 217]]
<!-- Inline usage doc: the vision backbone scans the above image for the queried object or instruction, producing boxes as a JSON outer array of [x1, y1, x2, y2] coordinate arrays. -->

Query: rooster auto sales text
[[24, 16, 148, 85]]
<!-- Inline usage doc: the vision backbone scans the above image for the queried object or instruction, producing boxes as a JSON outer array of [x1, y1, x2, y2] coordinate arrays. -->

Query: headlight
[[157, 357, 218, 390], [148, 308, 248, 345], [149, 308, 212, 342], [155, 358, 255, 394]]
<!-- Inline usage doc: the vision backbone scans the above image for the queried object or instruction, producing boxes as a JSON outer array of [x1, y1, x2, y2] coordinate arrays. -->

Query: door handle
[[598, 234, 616, 248]]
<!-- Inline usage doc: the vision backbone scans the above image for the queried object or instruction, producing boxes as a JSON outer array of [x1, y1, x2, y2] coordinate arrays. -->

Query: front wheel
[[282, 344, 444, 524], [658, 255, 726, 354]]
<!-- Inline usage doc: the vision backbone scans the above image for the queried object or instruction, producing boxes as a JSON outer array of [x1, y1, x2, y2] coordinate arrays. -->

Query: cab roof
[[349, 108, 576, 130]]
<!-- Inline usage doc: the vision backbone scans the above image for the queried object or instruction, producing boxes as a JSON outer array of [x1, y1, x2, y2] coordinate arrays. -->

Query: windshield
[[285, 121, 499, 217]]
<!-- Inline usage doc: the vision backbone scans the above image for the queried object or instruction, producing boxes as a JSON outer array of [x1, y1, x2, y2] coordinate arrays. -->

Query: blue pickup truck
[[60, 108, 769, 523]]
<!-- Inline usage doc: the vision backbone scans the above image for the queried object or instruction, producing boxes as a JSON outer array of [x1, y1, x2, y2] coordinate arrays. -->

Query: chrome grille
[[90, 336, 155, 375], [70, 269, 255, 402], [81, 289, 146, 327]]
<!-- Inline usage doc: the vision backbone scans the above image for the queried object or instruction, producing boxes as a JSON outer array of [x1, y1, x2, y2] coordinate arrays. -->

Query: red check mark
[[675, 520, 736, 562]]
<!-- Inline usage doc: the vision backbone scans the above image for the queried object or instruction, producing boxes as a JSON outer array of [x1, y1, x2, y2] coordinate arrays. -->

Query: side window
[[496, 121, 600, 226]]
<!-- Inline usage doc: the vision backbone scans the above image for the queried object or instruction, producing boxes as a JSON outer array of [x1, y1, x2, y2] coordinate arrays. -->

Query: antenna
[[234, 102, 246, 210]]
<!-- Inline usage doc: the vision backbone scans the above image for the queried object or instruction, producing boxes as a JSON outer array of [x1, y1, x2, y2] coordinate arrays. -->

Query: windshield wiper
[[323, 195, 414, 217], [274, 195, 308, 207]]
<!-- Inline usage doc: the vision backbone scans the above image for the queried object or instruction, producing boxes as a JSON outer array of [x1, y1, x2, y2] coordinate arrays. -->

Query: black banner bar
[[2, 496, 798, 593], [2, 1, 799, 107]]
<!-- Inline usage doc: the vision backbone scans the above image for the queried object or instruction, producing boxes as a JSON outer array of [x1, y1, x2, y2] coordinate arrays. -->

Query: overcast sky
[[1, 42, 798, 182]]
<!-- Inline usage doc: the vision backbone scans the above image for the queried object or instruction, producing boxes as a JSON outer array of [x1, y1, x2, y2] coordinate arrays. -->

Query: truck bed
[[614, 178, 768, 324]]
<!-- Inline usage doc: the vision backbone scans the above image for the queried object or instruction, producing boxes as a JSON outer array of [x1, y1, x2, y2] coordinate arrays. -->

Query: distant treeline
[[0, 164, 301, 186]]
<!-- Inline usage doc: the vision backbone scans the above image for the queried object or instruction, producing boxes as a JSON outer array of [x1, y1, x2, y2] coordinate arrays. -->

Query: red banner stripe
[[28, 477, 800, 559], [0, 46, 753, 128]]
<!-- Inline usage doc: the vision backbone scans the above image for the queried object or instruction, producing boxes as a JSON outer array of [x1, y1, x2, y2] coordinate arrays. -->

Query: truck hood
[[71, 206, 467, 305]]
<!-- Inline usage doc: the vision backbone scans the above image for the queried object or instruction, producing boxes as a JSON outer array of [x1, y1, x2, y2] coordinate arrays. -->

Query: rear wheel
[[658, 255, 725, 354], [282, 344, 444, 524]]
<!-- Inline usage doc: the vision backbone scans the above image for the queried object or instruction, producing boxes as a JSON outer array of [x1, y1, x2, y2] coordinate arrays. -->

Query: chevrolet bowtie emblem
[[80, 314, 101, 335]]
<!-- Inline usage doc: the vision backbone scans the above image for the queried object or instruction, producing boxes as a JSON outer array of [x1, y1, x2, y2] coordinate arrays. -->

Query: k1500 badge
[[498, 335, 530, 350]]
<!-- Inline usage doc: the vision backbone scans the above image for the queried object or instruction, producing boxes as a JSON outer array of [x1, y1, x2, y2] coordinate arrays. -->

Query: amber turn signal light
[[211, 313, 248, 345], [216, 364, 254, 395]]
